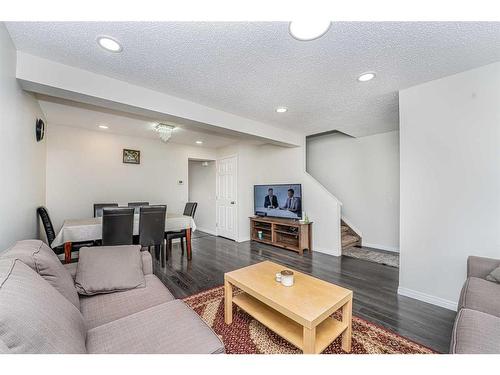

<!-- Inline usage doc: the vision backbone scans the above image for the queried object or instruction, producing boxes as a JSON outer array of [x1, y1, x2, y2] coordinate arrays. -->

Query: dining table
[[51, 213, 196, 263]]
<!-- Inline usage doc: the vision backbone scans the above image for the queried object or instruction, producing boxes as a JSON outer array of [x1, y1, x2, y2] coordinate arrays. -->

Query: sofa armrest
[[141, 250, 153, 275], [467, 256, 500, 279]]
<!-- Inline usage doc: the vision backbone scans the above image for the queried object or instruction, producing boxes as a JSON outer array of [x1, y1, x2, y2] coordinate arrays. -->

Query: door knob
[[230, 201, 236, 204]]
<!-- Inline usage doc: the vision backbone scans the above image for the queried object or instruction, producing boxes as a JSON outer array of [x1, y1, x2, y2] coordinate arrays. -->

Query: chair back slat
[[183, 202, 198, 218], [37, 206, 56, 246]]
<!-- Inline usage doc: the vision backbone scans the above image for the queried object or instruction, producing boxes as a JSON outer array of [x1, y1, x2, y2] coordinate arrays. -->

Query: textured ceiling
[[6, 22, 500, 137], [37, 97, 240, 149]]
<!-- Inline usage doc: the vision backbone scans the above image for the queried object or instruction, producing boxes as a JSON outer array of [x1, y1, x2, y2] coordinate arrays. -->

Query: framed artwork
[[123, 149, 140, 164]]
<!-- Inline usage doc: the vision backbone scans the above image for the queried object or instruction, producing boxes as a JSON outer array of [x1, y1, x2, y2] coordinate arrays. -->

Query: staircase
[[341, 220, 362, 249]]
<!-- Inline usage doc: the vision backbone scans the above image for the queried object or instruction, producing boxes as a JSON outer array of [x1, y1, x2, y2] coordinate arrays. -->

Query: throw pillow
[[75, 245, 145, 295], [486, 266, 500, 283]]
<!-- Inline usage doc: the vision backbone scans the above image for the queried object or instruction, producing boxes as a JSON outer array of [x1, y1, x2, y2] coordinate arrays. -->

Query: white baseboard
[[363, 242, 400, 253], [196, 227, 217, 236], [397, 286, 458, 311], [314, 247, 342, 257]]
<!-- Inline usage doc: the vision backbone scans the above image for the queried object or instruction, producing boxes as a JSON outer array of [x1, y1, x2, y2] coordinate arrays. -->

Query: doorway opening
[[188, 159, 217, 237]]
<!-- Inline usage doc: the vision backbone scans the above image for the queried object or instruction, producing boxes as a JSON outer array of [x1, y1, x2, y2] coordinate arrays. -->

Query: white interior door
[[216, 156, 238, 240]]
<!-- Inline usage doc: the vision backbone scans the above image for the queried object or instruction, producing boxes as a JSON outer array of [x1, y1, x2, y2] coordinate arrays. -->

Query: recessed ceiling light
[[195, 140, 203, 144], [276, 107, 288, 113], [358, 72, 376, 82], [98, 125, 109, 129], [289, 21, 331, 41], [97, 36, 122, 53]]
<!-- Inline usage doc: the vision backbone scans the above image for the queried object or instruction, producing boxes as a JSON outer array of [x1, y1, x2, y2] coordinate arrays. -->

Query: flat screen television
[[254, 184, 302, 219]]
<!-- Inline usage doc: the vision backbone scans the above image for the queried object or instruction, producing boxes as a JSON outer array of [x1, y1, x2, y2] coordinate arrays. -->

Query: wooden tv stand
[[250, 216, 312, 255]]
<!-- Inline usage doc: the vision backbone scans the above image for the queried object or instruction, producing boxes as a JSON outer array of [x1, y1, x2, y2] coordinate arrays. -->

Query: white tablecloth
[[51, 213, 196, 248]]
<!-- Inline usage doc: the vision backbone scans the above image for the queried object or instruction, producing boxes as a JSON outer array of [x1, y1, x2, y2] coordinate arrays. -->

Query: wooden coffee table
[[224, 261, 353, 354]]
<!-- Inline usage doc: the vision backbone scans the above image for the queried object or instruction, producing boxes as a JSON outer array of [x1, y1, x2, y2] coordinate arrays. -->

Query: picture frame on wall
[[123, 149, 140, 164]]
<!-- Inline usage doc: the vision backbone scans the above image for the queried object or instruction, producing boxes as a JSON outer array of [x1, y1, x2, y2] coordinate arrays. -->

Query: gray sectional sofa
[[450, 256, 500, 354], [0, 240, 224, 354]]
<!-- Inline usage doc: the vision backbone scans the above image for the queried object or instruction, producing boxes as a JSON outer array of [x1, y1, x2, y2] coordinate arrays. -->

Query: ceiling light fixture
[[97, 36, 123, 53], [155, 123, 175, 142], [98, 125, 109, 129], [276, 107, 288, 113], [289, 21, 331, 41], [358, 72, 376, 82], [195, 140, 203, 144]]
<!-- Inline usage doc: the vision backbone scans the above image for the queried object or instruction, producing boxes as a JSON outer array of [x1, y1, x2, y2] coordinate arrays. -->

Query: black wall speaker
[[35, 118, 45, 142]]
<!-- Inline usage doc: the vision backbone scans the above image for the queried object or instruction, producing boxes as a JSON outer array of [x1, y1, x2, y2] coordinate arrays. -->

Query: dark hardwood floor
[[153, 231, 456, 353]]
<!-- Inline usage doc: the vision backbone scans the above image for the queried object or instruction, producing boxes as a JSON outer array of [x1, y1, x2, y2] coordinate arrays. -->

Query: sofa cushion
[[80, 274, 175, 329], [75, 245, 145, 296], [1, 239, 79, 309], [86, 300, 224, 354], [458, 277, 500, 318], [0, 259, 86, 353], [450, 308, 500, 354]]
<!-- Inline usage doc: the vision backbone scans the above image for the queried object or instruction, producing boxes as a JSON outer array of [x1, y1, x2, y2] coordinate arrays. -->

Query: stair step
[[341, 225, 349, 233], [342, 234, 360, 248]]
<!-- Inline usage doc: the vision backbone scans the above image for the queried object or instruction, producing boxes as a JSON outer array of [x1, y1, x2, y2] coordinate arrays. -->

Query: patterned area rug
[[183, 286, 435, 354], [343, 247, 399, 268]]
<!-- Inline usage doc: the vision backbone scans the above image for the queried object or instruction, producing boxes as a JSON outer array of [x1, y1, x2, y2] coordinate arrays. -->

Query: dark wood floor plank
[[153, 232, 456, 353]]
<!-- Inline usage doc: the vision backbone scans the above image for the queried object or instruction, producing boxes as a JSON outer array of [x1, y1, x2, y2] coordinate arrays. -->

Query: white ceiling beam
[[16, 51, 302, 147]]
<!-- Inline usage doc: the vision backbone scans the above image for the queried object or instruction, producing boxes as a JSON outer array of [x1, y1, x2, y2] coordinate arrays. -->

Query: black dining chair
[[183, 202, 198, 218], [37, 206, 94, 257], [129, 202, 150, 243], [128, 202, 149, 214], [165, 202, 198, 259], [139, 205, 167, 266], [94, 203, 119, 217], [102, 207, 135, 246]]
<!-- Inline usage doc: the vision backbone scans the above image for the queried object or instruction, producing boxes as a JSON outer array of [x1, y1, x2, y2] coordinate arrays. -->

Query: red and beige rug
[[183, 286, 436, 354]]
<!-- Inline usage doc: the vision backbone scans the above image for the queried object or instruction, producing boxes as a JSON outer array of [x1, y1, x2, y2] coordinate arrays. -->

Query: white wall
[[46, 124, 216, 232], [188, 160, 216, 234], [217, 142, 342, 256], [0, 24, 46, 250], [399, 62, 500, 310], [306, 131, 400, 252]]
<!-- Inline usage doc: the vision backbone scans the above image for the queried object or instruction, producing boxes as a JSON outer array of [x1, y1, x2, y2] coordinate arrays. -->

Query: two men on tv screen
[[263, 188, 301, 214]]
